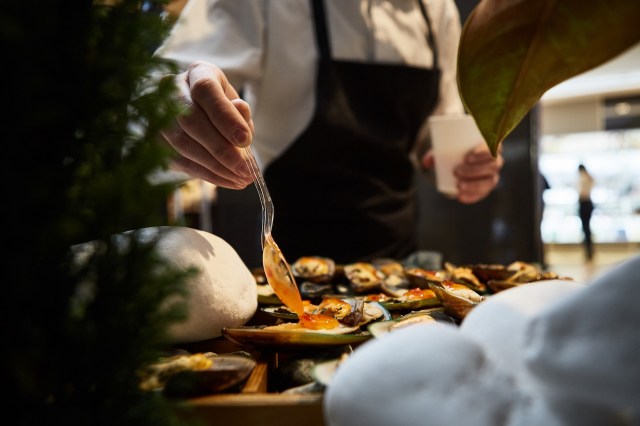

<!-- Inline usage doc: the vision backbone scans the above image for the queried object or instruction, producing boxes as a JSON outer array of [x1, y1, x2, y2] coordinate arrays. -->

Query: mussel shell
[[486, 272, 568, 293], [443, 262, 487, 293], [261, 305, 300, 320], [292, 256, 336, 283], [221, 324, 370, 349], [161, 354, 257, 398], [313, 351, 352, 386], [373, 259, 411, 296], [372, 258, 405, 277], [428, 280, 484, 320], [404, 267, 443, 289], [313, 358, 342, 386], [487, 279, 523, 293], [261, 297, 390, 327], [368, 310, 440, 338], [467, 263, 516, 284], [504, 261, 562, 283], [362, 300, 392, 322], [343, 262, 383, 293], [379, 274, 411, 297], [300, 281, 334, 300], [379, 296, 441, 312]]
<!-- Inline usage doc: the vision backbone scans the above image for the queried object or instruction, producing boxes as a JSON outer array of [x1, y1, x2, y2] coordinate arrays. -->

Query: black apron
[[264, 0, 440, 264]]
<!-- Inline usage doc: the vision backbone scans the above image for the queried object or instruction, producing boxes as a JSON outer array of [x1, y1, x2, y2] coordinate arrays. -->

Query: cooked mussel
[[373, 258, 410, 294], [378, 286, 441, 312], [292, 256, 336, 283], [485, 261, 564, 293], [343, 262, 383, 293], [139, 352, 256, 398], [443, 262, 487, 293], [468, 263, 516, 284], [404, 267, 443, 288], [262, 296, 390, 328], [368, 308, 452, 338], [428, 280, 485, 320]]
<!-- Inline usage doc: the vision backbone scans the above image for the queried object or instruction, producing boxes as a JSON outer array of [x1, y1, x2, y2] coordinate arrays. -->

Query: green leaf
[[457, 0, 640, 155]]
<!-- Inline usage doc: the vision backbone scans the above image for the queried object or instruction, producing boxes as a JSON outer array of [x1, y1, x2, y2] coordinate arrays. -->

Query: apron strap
[[310, 0, 439, 67], [416, 0, 439, 69], [310, 0, 331, 60]]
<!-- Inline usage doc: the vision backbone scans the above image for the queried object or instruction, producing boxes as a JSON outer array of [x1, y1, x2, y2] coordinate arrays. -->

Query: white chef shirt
[[156, 0, 465, 169]]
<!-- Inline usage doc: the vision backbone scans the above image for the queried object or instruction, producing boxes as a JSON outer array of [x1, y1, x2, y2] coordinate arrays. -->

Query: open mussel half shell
[[477, 261, 565, 293], [313, 354, 350, 387], [292, 256, 336, 283], [468, 263, 516, 284], [368, 308, 451, 338], [378, 287, 441, 312], [443, 262, 487, 293], [486, 279, 523, 294], [299, 280, 334, 300], [374, 267, 442, 312], [428, 280, 485, 320], [404, 267, 443, 288], [374, 259, 412, 297], [261, 297, 390, 328], [139, 352, 257, 398], [343, 262, 383, 293], [221, 324, 371, 349], [503, 261, 563, 283], [372, 258, 405, 276], [315, 297, 390, 326]]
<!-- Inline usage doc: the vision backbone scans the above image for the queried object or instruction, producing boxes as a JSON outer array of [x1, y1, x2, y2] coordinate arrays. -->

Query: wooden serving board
[[176, 336, 326, 426]]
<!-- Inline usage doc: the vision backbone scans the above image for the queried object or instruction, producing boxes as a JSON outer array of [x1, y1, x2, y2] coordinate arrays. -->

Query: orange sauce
[[299, 313, 340, 330], [318, 297, 352, 311], [262, 236, 341, 330], [364, 293, 391, 302], [403, 288, 436, 301], [263, 243, 304, 316], [442, 280, 467, 291]]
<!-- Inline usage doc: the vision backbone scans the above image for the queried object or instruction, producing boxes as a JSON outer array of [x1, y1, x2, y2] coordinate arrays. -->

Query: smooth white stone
[[153, 227, 258, 343]]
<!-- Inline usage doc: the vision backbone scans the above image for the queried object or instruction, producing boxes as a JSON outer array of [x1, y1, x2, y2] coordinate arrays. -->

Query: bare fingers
[[454, 143, 504, 204], [186, 62, 253, 147], [160, 62, 255, 188], [161, 126, 251, 189]]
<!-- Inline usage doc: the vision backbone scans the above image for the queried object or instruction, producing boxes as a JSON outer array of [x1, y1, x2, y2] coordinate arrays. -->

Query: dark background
[[209, 0, 545, 269]]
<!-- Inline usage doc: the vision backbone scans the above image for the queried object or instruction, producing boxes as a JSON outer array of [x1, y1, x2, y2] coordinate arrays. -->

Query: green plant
[[458, 0, 640, 155], [2, 0, 199, 424]]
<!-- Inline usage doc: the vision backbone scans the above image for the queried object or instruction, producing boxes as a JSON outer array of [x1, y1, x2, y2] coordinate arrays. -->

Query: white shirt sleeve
[[155, 0, 265, 90]]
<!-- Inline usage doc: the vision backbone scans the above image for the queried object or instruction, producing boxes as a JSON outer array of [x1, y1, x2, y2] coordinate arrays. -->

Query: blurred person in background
[[155, 0, 504, 263], [578, 163, 595, 261]]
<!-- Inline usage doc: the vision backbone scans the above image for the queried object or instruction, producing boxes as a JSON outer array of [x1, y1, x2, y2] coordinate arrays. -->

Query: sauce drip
[[299, 313, 340, 330], [262, 234, 304, 316], [262, 235, 340, 329]]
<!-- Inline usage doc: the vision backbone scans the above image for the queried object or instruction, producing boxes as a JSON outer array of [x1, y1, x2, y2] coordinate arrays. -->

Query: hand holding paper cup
[[427, 114, 484, 196]]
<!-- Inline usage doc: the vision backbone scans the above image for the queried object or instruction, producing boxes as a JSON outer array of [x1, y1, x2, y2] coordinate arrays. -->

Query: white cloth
[[156, 0, 465, 169], [324, 256, 640, 425]]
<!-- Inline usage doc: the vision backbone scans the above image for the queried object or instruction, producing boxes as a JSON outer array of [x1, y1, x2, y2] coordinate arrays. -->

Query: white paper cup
[[427, 114, 483, 196]]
